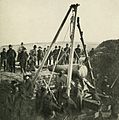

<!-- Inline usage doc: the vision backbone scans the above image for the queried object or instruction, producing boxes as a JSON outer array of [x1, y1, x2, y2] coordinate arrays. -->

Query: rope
[[47, 26, 69, 86], [56, 23, 77, 65]]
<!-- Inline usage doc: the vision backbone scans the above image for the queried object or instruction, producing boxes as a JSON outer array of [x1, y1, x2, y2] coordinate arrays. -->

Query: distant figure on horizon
[[7, 45, 16, 73]]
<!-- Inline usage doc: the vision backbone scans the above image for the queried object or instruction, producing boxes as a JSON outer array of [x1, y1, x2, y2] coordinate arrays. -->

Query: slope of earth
[[91, 40, 119, 94], [0, 72, 36, 120]]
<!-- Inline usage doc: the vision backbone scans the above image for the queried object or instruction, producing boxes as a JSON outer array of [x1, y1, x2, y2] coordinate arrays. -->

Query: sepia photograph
[[0, 0, 119, 120]]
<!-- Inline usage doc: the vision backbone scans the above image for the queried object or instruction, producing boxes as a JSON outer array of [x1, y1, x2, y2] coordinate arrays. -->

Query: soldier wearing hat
[[17, 42, 26, 62], [37, 46, 43, 65], [19, 47, 28, 73], [74, 44, 81, 64], [52, 46, 58, 65], [7, 45, 16, 73], [17, 42, 26, 53], [64, 43, 70, 64], [46, 46, 53, 66], [57, 46, 64, 65], [30, 45, 37, 56], [29, 45, 37, 67], [0, 48, 7, 71]]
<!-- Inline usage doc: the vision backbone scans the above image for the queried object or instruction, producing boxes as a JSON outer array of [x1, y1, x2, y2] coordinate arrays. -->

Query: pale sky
[[0, 0, 119, 46]]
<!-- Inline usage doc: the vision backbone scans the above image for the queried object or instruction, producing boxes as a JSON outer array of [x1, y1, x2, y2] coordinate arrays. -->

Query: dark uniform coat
[[7, 48, 16, 72]]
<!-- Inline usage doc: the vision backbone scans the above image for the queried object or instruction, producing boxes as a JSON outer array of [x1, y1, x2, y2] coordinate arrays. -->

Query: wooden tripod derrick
[[32, 4, 96, 103], [32, 4, 80, 98]]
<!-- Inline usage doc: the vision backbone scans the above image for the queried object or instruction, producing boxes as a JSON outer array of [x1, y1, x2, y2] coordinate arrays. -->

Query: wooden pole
[[32, 5, 73, 82], [77, 17, 95, 86], [67, 5, 79, 97]]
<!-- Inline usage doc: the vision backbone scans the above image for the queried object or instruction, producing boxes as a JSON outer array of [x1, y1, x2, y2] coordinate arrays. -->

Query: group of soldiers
[[0, 45, 16, 73], [0, 42, 82, 73]]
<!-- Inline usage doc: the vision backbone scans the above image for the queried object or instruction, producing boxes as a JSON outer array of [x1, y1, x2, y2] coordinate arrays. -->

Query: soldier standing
[[17, 42, 26, 62], [57, 46, 61, 55], [27, 53, 35, 72], [29, 45, 37, 66], [48, 51, 53, 65], [43, 48, 46, 57], [46, 46, 53, 66], [7, 45, 16, 73], [19, 48, 28, 73], [64, 43, 70, 64], [52, 46, 58, 65], [57, 46, 64, 65], [37, 46, 43, 66], [74, 44, 81, 64], [0, 48, 7, 71]]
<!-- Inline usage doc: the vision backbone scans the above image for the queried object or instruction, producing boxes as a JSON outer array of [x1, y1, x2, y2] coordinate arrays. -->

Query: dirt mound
[[0, 72, 35, 120], [0, 72, 23, 82], [90, 39, 119, 96]]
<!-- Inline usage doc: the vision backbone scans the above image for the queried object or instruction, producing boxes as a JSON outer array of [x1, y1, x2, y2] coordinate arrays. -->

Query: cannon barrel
[[48, 64, 88, 79]]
